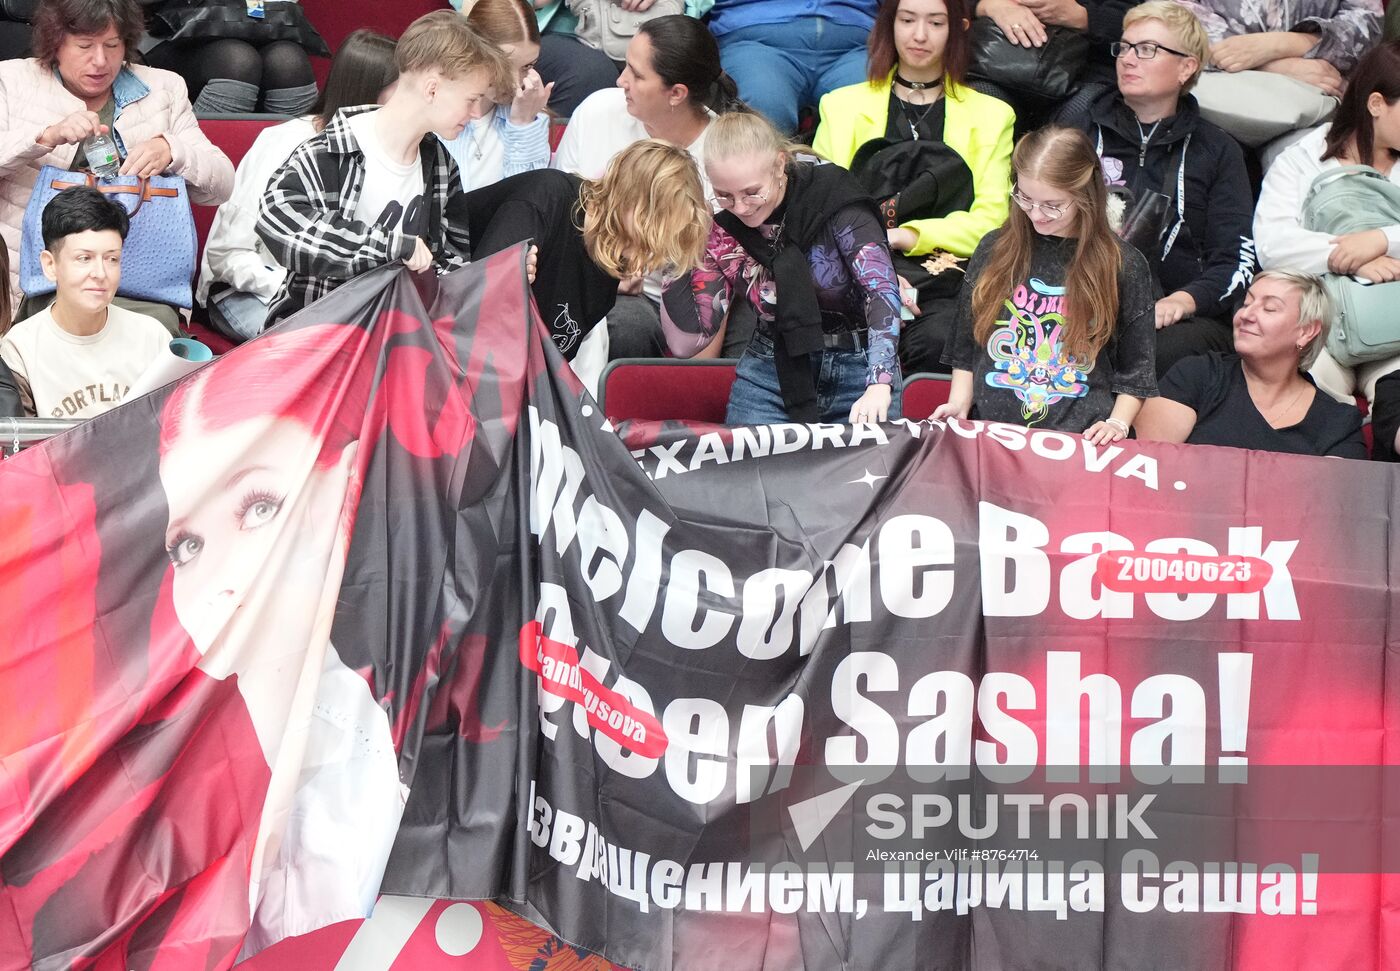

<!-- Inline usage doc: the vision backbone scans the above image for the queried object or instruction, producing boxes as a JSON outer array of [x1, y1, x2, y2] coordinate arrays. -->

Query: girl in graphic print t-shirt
[[938, 127, 1158, 442]]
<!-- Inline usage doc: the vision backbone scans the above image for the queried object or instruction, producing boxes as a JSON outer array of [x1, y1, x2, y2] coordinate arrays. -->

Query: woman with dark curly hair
[[0, 0, 233, 329]]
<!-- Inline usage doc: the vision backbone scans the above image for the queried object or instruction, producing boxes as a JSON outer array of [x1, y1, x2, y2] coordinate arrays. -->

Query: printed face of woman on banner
[[156, 325, 370, 754], [161, 417, 356, 658], [156, 322, 416, 949]]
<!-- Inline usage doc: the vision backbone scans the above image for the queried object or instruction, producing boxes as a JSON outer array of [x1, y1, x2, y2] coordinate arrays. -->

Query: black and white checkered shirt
[[257, 106, 472, 323]]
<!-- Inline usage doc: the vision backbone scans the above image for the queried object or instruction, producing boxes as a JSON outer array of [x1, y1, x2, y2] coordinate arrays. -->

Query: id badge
[[246, 0, 265, 18]]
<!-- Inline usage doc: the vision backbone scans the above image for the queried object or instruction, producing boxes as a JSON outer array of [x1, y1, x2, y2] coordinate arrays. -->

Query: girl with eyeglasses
[[1057, 1, 1255, 379], [934, 126, 1157, 442], [661, 111, 905, 426]]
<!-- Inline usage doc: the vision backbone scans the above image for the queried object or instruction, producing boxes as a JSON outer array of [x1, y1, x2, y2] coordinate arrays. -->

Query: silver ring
[[1013, 23, 1025, 30]]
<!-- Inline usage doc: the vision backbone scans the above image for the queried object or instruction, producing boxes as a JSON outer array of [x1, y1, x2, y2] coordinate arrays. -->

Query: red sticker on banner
[[1096, 551, 1273, 595], [518, 621, 669, 758]]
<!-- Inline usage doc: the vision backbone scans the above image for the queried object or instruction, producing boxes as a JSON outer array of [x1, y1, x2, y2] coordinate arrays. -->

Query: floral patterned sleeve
[[660, 221, 740, 359], [830, 205, 903, 387], [1295, 0, 1381, 72], [1179, 0, 1380, 71]]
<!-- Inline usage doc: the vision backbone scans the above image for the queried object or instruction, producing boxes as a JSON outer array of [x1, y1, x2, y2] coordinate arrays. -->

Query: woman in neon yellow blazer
[[814, 0, 1014, 373]]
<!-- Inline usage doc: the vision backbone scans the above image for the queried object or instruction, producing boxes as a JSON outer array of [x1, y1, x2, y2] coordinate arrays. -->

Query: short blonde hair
[[579, 140, 710, 279], [1253, 269, 1334, 371], [396, 10, 515, 95], [1122, 1, 1210, 92]]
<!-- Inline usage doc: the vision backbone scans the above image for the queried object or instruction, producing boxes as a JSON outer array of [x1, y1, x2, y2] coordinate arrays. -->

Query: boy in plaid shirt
[[258, 11, 516, 323]]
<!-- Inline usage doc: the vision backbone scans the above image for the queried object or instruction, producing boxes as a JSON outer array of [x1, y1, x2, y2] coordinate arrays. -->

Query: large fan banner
[[1, 248, 1397, 971]]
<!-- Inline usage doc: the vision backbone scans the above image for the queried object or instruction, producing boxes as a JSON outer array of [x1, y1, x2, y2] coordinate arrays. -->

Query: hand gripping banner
[[2, 247, 1399, 970]]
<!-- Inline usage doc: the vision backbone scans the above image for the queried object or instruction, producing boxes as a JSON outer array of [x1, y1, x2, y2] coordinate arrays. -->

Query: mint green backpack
[[1301, 165, 1400, 367]]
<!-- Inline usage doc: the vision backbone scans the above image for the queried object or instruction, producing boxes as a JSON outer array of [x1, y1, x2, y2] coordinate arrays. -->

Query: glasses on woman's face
[[1010, 188, 1068, 220], [1110, 40, 1191, 60], [714, 172, 776, 210]]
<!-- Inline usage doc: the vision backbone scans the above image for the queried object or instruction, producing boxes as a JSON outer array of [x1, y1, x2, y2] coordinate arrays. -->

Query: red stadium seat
[[184, 113, 287, 346], [193, 113, 289, 263], [301, 0, 451, 87], [600, 363, 955, 425], [599, 359, 737, 424], [901, 371, 952, 420]]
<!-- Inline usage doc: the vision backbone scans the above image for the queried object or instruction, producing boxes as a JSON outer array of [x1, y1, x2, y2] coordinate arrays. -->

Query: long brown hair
[[971, 127, 1121, 361], [313, 29, 397, 132], [1321, 39, 1400, 166], [0, 245, 11, 335]]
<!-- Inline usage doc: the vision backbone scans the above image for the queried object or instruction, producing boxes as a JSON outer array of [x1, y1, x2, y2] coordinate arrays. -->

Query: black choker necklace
[[895, 72, 942, 91]]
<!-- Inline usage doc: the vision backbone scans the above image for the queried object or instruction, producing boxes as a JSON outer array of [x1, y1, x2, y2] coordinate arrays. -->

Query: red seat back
[[901, 372, 952, 420], [600, 364, 953, 424], [301, 0, 451, 87], [193, 114, 288, 263], [600, 360, 737, 424]]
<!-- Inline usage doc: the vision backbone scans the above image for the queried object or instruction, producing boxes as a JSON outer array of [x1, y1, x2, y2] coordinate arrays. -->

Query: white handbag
[[565, 0, 685, 60], [1192, 70, 1338, 148]]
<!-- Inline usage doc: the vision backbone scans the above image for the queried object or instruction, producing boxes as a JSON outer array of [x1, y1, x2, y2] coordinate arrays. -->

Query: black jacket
[[1059, 88, 1256, 320]]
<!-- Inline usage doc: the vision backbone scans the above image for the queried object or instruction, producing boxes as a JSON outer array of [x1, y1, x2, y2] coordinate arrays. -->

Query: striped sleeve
[[256, 145, 415, 281]]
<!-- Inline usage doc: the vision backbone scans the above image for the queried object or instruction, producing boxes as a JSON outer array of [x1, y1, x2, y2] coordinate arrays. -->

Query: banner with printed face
[[2, 248, 1398, 970]]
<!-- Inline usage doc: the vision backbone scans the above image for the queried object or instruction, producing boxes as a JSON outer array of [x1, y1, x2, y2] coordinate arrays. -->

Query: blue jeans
[[726, 333, 903, 426], [717, 18, 870, 134]]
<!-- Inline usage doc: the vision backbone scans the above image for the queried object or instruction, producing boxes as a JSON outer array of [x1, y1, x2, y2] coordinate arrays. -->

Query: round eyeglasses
[[1010, 189, 1068, 220], [715, 185, 772, 210]]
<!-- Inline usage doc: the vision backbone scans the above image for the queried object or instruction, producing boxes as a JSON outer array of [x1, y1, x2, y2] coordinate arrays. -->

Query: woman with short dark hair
[[29, 0, 142, 61], [0, 0, 234, 330]]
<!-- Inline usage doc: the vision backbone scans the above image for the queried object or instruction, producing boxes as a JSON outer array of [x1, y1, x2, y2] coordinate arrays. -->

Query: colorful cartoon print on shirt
[[984, 277, 1092, 424]]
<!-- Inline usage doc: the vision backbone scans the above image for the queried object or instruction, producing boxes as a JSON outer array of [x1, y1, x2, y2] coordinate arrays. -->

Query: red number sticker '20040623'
[[1095, 551, 1273, 595]]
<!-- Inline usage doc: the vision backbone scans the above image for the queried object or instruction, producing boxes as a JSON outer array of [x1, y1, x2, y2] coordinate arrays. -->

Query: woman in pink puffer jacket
[[0, 0, 233, 322]]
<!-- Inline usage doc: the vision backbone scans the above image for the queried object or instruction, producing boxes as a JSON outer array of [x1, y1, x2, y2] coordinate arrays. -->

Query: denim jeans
[[716, 18, 870, 133], [726, 333, 904, 426]]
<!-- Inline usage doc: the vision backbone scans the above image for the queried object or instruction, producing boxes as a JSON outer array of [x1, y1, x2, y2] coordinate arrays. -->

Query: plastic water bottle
[[82, 130, 120, 180]]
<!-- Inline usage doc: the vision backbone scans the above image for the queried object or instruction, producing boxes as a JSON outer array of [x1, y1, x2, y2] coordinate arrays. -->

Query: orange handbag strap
[[46, 175, 179, 217]]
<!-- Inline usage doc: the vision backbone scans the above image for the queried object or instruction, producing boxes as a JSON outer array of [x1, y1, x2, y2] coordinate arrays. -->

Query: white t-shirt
[[0, 304, 169, 418], [451, 114, 506, 192], [348, 112, 428, 238], [1255, 123, 1400, 275], [552, 87, 714, 198]]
